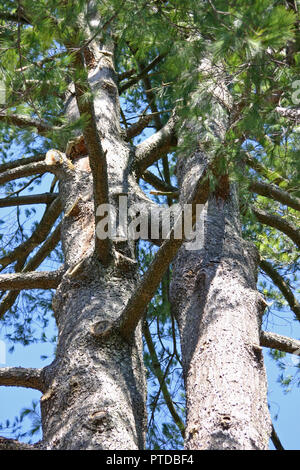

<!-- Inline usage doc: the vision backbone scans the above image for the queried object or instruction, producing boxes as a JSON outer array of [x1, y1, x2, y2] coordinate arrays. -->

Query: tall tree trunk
[[170, 59, 272, 448], [38, 15, 148, 449], [170, 152, 272, 450], [38, 158, 146, 449], [39, 105, 148, 449]]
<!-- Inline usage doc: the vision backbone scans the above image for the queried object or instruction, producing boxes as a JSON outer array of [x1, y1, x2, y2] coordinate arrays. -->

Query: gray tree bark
[[170, 92, 272, 449], [40, 80, 148, 452]]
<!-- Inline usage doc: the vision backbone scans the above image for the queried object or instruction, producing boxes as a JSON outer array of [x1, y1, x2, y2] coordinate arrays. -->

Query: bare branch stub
[[0, 366, 45, 392], [260, 330, 300, 355]]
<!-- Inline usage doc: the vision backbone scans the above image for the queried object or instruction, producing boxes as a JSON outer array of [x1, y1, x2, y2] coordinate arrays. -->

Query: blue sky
[[265, 328, 300, 450]]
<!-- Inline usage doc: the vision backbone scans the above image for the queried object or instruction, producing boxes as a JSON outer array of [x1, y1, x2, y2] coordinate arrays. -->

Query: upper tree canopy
[[0, 0, 299, 449]]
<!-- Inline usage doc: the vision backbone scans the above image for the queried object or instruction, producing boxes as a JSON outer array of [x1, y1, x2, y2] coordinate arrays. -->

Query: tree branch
[[0, 268, 63, 290], [0, 222, 62, 319], [271, 423, 284, 451], [0, 193, 58, 208], [0, 154, 44, 173], [136, 56, 164, 131], [0, 196, 62, 267], [24, 221, 62, 271], [0, 367, 45, 392], [0, 436, 36, 450], [0, 11, 30, 24], [119, 159, 211, 340], [72, 51, 112, 266], [244, 152, 288, 187], [136, 58, 173, 204], [250, 180, 300, 212], [275, 106, 300, 122], [141, 170, 179, 194], [260, 330, 300, 355], [119, 237, 183, 340], [16, 51, 66, 72], [135, 115, 177, 175], [0, 111, 60, 135], [259, 258, 300, 321], [118, 68, 136, 82], [252, 206, 300, 250], [125, 113, 155, 141], [125, 49, 174, 207], [119, 54, 166, 95]]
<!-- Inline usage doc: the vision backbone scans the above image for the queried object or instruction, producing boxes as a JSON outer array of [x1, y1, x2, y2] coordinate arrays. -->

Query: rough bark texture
[[170, 84, 271, 449], [38, 127, 147, 450], [41, 264, 146, 450], [36, 14, 148, 449], [0, 9, 276, 451], [170, 155, 271, 450]]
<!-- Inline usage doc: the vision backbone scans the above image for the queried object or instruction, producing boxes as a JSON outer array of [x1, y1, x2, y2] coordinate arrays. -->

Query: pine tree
[[0, 0, 299, 450]]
